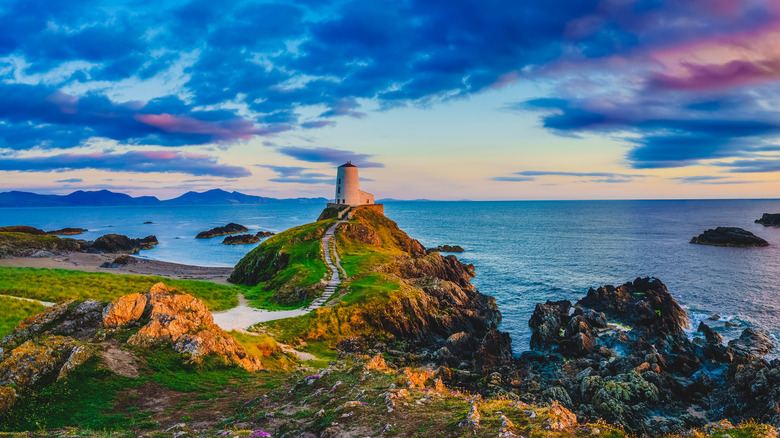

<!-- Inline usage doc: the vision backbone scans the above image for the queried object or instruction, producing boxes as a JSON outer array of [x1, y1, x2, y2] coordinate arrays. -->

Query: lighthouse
[[334, 161, 374, 205]]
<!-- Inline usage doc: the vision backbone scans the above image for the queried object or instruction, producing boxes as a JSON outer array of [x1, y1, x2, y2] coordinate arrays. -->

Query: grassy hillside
[[0, 266, 239, 311], [229, 219, 334, 307], [0, 296, 46, 338]]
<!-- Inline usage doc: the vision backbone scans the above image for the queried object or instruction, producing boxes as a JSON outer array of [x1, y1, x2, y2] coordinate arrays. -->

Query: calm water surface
[[3, 200, 780, 352]]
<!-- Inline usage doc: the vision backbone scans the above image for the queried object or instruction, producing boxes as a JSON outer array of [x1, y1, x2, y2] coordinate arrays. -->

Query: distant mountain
[[0, 189, 328, 207]]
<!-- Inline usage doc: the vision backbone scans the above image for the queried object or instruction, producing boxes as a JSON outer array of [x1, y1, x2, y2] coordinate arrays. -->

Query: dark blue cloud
[[276, 146, 384, 168], [716, 158, 780, 173], [56, 178, 83, 183], [0, 151, 250, 177], [491, 176, 535, 182], [515, 170, 644, 177]]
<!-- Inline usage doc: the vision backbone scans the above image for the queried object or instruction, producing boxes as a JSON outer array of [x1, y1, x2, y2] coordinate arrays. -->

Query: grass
[[228, 330, 296, 371], [0, 296, 47, 338], [230, 220, 333, 306], [0, 231, 83, 258], [0, 266, 239, 311]]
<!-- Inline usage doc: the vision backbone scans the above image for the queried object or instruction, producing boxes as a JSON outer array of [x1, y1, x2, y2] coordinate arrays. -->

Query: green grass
[[230, 220, 334, 306], [0, 296, 47, 338], [0, 356, 146, 431], [338, 273, 399, 305], [0, 266, 239, 311]]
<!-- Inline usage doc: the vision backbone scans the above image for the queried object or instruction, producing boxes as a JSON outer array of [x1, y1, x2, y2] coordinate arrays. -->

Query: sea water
[[3, 199, 780, 352]]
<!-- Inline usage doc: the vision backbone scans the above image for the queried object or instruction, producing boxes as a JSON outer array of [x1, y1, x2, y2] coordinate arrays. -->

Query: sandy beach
[[0, 252, 234, 285]]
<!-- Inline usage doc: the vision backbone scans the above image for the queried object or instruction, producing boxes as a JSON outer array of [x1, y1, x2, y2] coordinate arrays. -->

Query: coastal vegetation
[[0, 266, 239, 310], [0, 296, 46, 338], [229, 219, 335, 306]]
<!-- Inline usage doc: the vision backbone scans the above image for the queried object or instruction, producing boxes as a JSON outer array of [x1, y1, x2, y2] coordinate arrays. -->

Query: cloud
[[277, 146, 384, 168], [301, 120, 337, 129], [55, 178, 83, 183], [491, 176, 535, 182], [671, 175, 729, 183], [260, 165, 333, 184], [716, 157, 780, 173], [515, 170, 644, 177], [0, 151, 251, 177]]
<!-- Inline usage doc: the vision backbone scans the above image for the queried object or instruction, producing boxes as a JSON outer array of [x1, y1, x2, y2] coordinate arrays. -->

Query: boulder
[[728, 328, 774, 356], [127, 283, 262, 371], [103, 293, 148, 327], [222, 234, 260, 245], [446, 331, 478, 356], [690, 227, 768, 247], [90, 234, 157, 254], [100, 254, 140, 268], [697, 322, 723, 346], [756, 213, 780, 227], [474, 330, 512, 374], [0, 341, 58, 388], [196, 223, 248, 239], [545, 401, 577, 430], [529, 300, 571, 350]]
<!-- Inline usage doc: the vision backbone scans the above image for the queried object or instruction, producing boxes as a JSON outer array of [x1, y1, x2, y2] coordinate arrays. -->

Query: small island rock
[[196, 223, 248, 239], [428, 244, 465, 253], [690, 227, 768, 247], [255, 231, 275, 238], [222, 234, 260, 245], [756, 213, 780, 227], [90, 234, 158, 254], [46, 228, 87, 235]]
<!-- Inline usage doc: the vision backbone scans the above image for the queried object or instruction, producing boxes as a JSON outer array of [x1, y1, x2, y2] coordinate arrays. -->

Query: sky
[[1, 0, 779, 200]]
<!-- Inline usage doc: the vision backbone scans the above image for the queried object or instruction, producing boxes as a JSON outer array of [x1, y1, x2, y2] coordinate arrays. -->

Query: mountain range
[[0, 189, 328, 207]]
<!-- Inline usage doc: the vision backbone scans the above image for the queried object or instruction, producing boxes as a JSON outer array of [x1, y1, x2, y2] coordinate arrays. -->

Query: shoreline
[[0, 252, 234, 285]]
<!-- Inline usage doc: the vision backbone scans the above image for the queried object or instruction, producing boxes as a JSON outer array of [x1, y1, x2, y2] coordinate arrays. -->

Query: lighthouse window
[[338, 179, 341, 184], [337, 188, 340, 194]]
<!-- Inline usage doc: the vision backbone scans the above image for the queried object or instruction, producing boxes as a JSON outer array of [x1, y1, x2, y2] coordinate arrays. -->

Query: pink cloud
[[134, 113, 260, 141], [652, 59, 780, 90]]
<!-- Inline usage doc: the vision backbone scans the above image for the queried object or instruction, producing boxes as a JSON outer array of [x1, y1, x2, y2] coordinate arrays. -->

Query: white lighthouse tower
[[334, 161, 374, 205]]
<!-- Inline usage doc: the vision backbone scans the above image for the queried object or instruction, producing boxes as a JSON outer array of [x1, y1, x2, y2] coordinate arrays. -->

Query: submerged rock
[[196, 223, 248, 239], [222, 234, 260, 245], [756, 213, 780, 227], [690, 227, 768, 247]]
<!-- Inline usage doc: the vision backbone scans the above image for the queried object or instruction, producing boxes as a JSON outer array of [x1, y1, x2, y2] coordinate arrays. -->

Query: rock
[[474, 330, 512, 374], [336, 337, 365, 354], [100, 254, 141, 268], [3, 301, 72, 348], [498, 415, 518, 437], [428, 245, 465, 253], [690, 227, 768, 247], [90, 234, 157, 254], [529, 300, 571, 350], [102, 293, 147, 327], [460, 404, 480, 427], [446, 332, 478, 357], [0, 225, 47, 235], [577, 277, 689, 340], [728, 328, 774, 356], [255, 231, 275, 238], [544, 401, 577, 430], [222, 234, 260, 245], [143, 221, 153, 224], [127, 283, 262, 371], [195, 223, 248, 239], [0, 386, 16, 413], [697, 322, 723, 346], [57, 345, 93, 379], [46, 227, 87, 235], [756, 213, 780, 227], [0, 340, 58, 388], [365, 354, 389, 372]]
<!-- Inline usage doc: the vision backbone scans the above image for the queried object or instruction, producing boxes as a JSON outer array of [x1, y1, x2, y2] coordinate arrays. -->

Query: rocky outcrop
[[90, 233, 158, 254], [46, 228, 87, 235], [100, 254, 142, 268], [196, 223, 248, 239], [428, 245, 464, 253], [690, 227, 769, 247], [0, 283, 265, 414], [0, 225, 47, 235], [256, 231, 275, 238], [222, 234, 260, 245], [512, 277, 780, 434], [756, 213, 780, 227]]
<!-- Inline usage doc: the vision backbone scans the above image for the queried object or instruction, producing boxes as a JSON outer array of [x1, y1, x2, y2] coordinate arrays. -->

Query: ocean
[[3, 199, 780, 352]]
